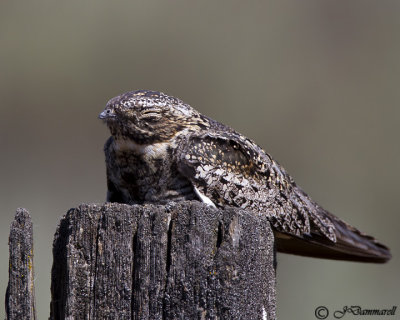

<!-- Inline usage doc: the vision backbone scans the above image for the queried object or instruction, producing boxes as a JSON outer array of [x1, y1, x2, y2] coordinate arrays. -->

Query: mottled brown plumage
[[99, 89, 391, 263]]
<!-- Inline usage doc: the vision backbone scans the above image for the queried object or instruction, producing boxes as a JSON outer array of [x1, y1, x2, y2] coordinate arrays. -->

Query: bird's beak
[[99, 110, 108, 119], [99, 109, 116, 120]]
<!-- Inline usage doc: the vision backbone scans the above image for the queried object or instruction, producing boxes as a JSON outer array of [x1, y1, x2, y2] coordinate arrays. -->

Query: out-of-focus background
[[1, 1, 399, 318]]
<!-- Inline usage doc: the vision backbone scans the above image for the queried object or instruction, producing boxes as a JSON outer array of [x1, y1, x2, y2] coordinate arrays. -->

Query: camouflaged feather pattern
[[100, 89, 391, 262]]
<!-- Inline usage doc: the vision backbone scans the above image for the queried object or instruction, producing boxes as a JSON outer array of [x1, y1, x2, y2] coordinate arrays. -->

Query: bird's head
[[99, 90, 209, 143]]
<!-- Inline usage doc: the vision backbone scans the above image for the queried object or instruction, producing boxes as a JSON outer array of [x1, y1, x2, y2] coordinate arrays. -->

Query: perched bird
[[99, 89, 391, 263]]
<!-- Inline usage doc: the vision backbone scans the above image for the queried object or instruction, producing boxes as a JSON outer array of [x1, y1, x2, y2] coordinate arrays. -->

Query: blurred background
[[0, 0, 399, 318]]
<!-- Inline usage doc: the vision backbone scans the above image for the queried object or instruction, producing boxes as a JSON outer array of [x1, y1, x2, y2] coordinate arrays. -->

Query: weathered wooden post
[[5, 202, 276, 319], [6, 208, 36, 320], [50, 201, 276, 319]]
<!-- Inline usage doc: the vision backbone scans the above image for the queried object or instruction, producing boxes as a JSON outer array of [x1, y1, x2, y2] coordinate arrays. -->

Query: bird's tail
[[276, 189, 391, 263]]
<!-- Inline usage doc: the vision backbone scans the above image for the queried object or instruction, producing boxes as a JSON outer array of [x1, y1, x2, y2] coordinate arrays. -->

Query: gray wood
[[6, 208, 36, 320], [50, 201, 276, 320]]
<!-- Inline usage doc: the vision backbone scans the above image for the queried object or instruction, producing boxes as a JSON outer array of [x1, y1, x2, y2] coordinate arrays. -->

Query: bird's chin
[[105, 122, 123, 136], [99, 115, 116, 127]]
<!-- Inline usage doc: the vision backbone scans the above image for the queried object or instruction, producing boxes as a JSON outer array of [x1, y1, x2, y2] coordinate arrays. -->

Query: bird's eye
[[106, 110, 111, 114], [142, 116, 161, 123], [141, 111, 162, 122]]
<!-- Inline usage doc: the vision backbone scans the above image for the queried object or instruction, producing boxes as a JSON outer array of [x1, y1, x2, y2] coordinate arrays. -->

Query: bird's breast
[[110, 138, 194, 203]]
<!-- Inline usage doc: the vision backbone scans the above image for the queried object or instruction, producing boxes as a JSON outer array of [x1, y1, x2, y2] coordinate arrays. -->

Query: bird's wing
[[175, 130, 391, 263], [276, 186, 391, 262]]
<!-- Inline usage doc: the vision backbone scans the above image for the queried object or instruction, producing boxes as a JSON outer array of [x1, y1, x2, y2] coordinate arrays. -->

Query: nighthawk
[[99, 89, 391, 263]]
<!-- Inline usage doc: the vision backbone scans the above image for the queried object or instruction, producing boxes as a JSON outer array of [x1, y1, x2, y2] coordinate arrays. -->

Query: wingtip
[[275, 230, 392, 263]]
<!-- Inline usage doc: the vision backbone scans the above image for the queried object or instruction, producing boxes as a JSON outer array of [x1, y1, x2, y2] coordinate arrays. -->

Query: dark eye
[[141, 112, 162, 122], [143, 116, 160, 123]]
